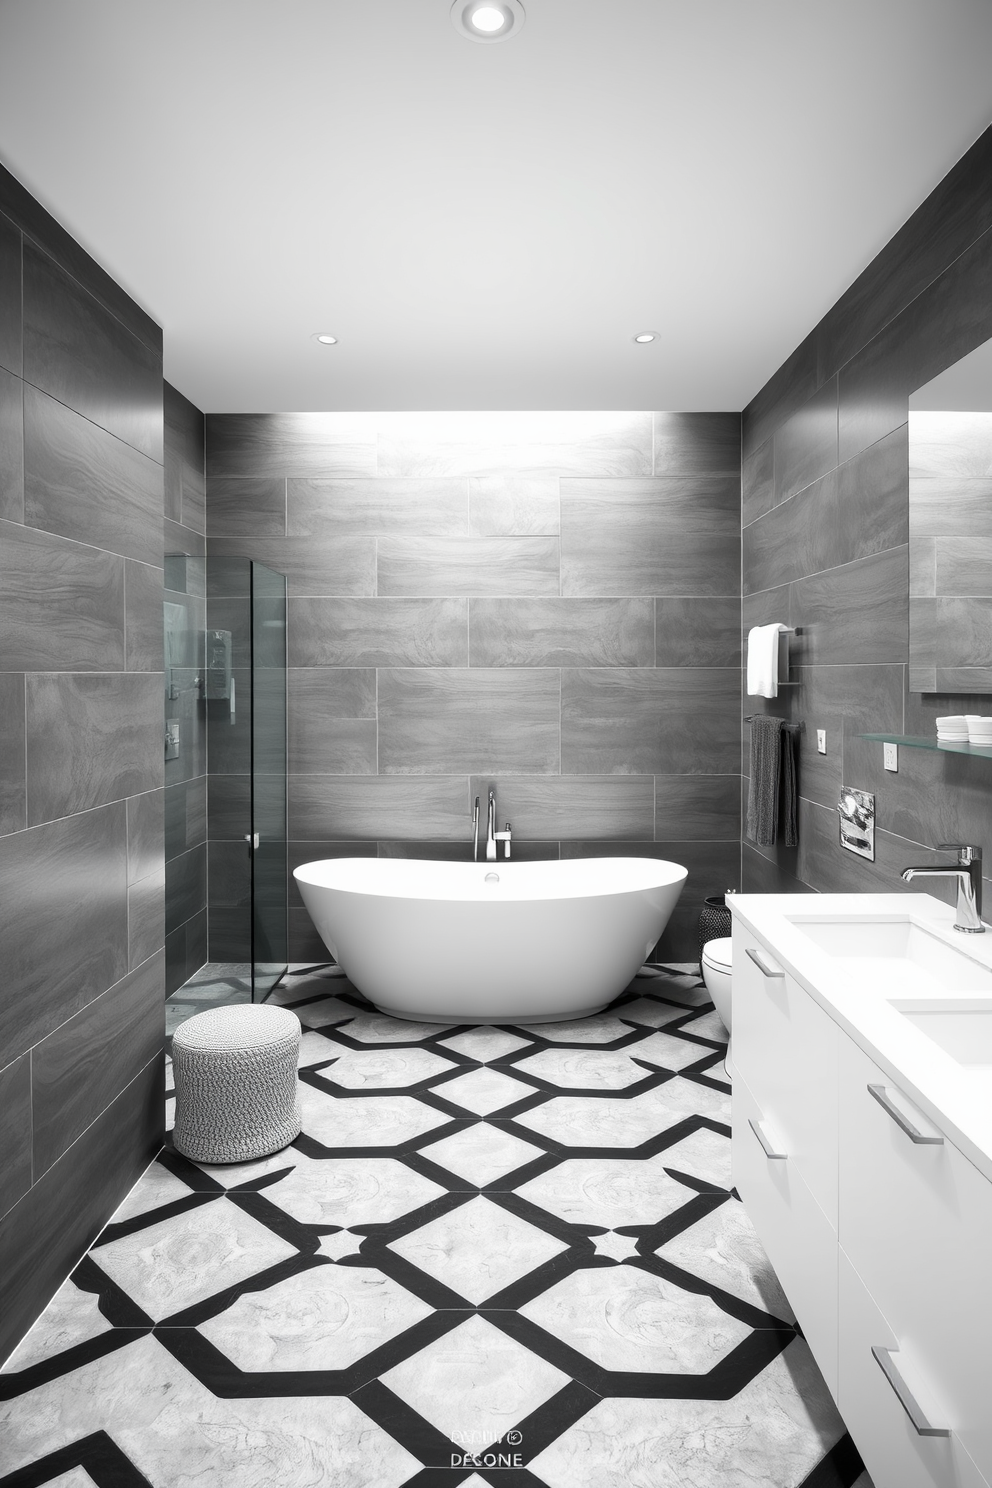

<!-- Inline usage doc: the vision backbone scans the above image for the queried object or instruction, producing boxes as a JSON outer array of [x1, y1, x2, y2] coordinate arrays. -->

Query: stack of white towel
[[746, 623, 787, 699], [938, 715, 992, 744]]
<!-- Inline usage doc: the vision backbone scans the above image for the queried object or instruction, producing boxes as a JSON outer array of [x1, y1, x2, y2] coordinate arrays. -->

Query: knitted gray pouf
[[172, 1004, 302, 1164]]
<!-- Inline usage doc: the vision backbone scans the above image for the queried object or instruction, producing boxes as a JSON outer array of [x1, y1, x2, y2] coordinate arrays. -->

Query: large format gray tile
[[288, 477, 468, 536], [125, 560, 165, 672], [0, 364, 23, 523], [377, 536, 560, 597], [165, 843, 207, 938], [31, 952, 163, 1176], [470, 597, 654, 666], [741, 436, 774, 526], [0, 672, 25, 835], [126, 788, 164, 886], [289, 668, 377, 775], [164, 381, 205, 535], [656, 597, 741, 667], [128, 864, 165, 971], [773, 377, 838, 503], [289, 776, 470, 840], [935, 536, 992, 596], [0, 212, 20, 377], [908, 476, 992, 540], [26, 674, 162, 825], [206, 412, 377, 478], [909, 409, 992, 478], [652, 412, 740, 476], [655, 775, 742, 839], [206, 774, 250, 842], [0, 1053, 31, 1222], [790, 546, 909, 665], [0, 802, 129, 1064], [561, 669, 741, 774], [0, 520, 124, 672], [288, 598, 468, 667], [785, 663, 905, 811], [207, 535, 375, 597], [561, 477, 739, 596], [469, 475, 559, 535], [467, 774, 654, 839], [23, 386, 162, 566], [205, 477, 286, 536], [375, 410, 652, 477], [933, 596, 992, 665], [378, 668, 560, 774], [22, 242, 163, 463]]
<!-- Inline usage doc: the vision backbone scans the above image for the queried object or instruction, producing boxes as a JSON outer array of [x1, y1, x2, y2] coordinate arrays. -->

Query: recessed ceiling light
[[450, 0, 525, 44], [312, 333, 338, 345], [633, 332, 659, 344]]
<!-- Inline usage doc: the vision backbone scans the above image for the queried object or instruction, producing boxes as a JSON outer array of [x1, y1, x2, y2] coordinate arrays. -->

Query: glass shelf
[[861, 733, 992, 759]]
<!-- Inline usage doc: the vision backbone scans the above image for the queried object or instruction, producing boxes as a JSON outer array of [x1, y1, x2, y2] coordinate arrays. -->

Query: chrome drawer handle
[[872, 1347, 950, 1437], [748, 1117, 787, 1160], [745, 946, 785, 978], [867, 1084, 943, 1145]]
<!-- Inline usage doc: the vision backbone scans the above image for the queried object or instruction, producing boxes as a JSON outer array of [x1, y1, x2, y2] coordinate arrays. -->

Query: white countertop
[[729, 892, 992, 1183]]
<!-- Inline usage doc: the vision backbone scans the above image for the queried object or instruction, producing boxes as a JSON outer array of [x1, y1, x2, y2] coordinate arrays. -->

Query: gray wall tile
[[165, 776, 207, 862], [0, 672, 25, 835], [128, 864, 165, 971], [289, 776, 470, 840], [469, 476, 559, 536], [470, 598, 654, 666], [0, 213, 21, 377], [773, 376, 838, 502], [561, 477, 739, 596], [934, 537, 992, 595], [652, 412, 740, 476], [288, 477, 468, 537], [23, 385, 162, 565], [656, 597, 741, 667], [125, 560, 165, 672], [375, 411, 652, 478], [0, 520, 124, 672], [0, 1053, 31, 1222], [206, 412, 377, 478], [206, 477, 286, 536], [26, 674, 163, 825], [0, 802, 129, 1064], [791, 547, 909, 665], [742, 437, 774, 526], [127, 789, 164, 885], [378, 668, 560, 774], [207, 535, 375, 597], [289, 669, 377, 774], [562, 669, 741, 775], [377, 536, 560, 597], [467, 774, 654, 839], [0, 364, 24, 524], [288, 598, 468, 667], [655, 775, 742, 840], [207, 774, 251, 841], [208, 838, 251, 908], [165, 843, 207, 937]]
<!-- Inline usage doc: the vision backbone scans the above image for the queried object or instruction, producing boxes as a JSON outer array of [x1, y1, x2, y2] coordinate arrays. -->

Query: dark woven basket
[[698, 894, 732, 966]]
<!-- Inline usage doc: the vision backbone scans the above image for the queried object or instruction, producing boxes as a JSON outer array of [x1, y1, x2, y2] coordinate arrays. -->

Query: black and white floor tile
[[1, 964, 873, 1487]]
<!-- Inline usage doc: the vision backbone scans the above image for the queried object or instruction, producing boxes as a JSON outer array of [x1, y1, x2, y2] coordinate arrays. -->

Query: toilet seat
[[701, 936, 732, 970]]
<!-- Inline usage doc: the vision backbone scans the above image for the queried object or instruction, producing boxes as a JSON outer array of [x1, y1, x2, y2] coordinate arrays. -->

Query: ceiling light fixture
[[633, 332, 659, 344], [312, 333, 338, 345], [450, 0, 525, 44]]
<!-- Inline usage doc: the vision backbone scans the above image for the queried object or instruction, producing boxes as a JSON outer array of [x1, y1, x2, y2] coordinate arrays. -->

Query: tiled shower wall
[[741, 123, 992, 900], [205, 411, 742, 962], [0, 163, 164, 1360], [163, 382, 208, 994]]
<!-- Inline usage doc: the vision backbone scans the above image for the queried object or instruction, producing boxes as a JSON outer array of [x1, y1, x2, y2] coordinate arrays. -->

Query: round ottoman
[[172, 1004, 302, 1164]]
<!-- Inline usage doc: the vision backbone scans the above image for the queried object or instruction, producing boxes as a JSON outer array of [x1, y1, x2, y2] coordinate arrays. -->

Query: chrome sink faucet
[[901, 843, 985, 933], [471, 786, 511, 861]]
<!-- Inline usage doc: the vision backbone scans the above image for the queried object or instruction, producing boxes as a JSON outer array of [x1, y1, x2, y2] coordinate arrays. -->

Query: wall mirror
[[909, 335, 992, 692]]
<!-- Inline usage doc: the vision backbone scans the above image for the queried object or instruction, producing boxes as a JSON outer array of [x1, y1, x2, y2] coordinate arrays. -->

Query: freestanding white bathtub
[[293, 856, 687, 1023]]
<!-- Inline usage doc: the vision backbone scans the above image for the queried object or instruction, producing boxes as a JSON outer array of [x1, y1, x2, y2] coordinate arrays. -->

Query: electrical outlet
[[884, 741, 898, 772], [817, 729, 826, 755]]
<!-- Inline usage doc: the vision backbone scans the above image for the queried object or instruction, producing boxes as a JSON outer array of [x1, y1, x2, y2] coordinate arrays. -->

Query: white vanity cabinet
[[730, 910, 992, 1488]]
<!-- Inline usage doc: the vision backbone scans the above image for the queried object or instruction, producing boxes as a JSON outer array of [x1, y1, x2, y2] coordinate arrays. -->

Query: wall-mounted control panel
[[165, 721, 180, 761]]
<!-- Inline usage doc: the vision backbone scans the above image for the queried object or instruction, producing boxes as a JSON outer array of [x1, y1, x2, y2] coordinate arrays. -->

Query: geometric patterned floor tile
[[0, 964, 870, 1488], [387, 1196, 569, 1303]]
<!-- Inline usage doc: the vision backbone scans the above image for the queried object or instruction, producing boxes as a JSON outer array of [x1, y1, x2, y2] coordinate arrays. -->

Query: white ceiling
[[1, 0, 991, 413]]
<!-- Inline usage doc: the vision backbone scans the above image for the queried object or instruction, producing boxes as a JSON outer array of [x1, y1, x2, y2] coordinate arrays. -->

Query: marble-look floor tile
[[523, 1016, 642, 1044], [0, 1334, 419, 1487], [263, 1153, 446, 1226], [41, 1471, 97, 1488], [293, 995, 358, 1029], [657, 1197, 795, 1323], [1, 1275, 113, 1373], [418, 1123, 545, 1185], [388, 1196, 568, 1303], [618, 997, 699, 1028], [658, 1127, 733, 1189], [520, 1265, 752, 1373], [438, 1028, 532, 1061], [678, 1008, 729, 1043], [198, 1263, 433, 1370], [381, 1313, 570, 1444], [633, 1029, 723, 1071], [513, 1048, 648, 1089], [515, 1155, 699, 1228], [439, 1066, 532, 1114], [335, 1012, 454, 1043], [591, 1232, 642, 1262], [94, 1198, 298, 1319], [527, 1337, 845, 1488], [298, 1085, 451, 1149], [316, 1231, 363, 1261], [107, 1156, 192, 1222], [319, 1043, 456, 1088], [514, 1078, 730, 1151]]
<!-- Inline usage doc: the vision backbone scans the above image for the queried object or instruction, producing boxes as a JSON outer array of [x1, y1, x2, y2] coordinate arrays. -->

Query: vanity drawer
[[732, 928, 839, 1223], [839, 1037, 992, 1479], [732, 1068, 838, 1399], [838, 1247, 989, 1488]]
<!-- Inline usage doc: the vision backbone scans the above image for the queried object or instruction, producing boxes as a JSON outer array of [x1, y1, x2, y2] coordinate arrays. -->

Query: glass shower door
[[250, 560, 288, 999]]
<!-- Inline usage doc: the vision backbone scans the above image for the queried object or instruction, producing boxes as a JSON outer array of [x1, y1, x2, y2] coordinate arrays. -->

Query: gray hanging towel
[[746, 715, 782, 847], [781, 723, 799, 847]]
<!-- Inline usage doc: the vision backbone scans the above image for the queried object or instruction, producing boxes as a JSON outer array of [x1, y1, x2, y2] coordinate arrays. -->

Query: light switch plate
[[817, 729, 826, 754], [883, 741, 898, 772]]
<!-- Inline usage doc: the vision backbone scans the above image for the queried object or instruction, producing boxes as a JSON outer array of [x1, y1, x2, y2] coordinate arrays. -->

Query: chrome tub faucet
[[901, 843, 984, 933], [473, 787, 511, 861]]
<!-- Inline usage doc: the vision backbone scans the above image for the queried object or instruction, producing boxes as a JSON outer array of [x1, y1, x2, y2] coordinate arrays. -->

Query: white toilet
[[701, 936, 733, 1075]]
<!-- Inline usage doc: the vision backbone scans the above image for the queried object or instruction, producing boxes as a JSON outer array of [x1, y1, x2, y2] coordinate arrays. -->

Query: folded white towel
[[746, 623, 787, 698]]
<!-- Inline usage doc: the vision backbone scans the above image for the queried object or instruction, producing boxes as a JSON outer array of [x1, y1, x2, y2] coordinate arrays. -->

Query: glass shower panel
[[250, 560, 288, 999]]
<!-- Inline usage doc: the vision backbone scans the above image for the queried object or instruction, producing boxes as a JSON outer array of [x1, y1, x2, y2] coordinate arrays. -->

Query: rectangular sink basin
[[787, 915, 992, 995], [893, 1004, 992, 1069]]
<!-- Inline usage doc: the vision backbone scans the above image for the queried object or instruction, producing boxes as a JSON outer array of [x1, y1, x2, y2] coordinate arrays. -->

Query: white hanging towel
[[746, 623, 787, 698]]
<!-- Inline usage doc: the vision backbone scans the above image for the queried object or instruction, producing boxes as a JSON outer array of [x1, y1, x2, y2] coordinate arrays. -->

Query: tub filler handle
[[472, 797, 480, 861]]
